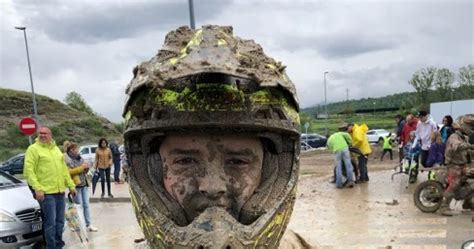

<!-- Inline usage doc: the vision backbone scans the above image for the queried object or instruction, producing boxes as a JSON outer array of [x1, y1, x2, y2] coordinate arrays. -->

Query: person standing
[[395, 114, 406, 162], [24, 126, 76, 249], [95, 138, 114, 199], [440, 115, 454, 143], [426, 131, 445, 180], [411, 111, 438, 183], [400, 114, 418, 148], [381, 133, 394, 161], [439, 121, 474, 216], [63, 141, 99, 232], [109, 141, 122, 184], [346, 123, 372, 183], [327, 125, 355, 189]]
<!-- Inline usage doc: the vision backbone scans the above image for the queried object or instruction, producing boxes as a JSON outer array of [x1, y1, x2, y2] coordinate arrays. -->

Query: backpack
[[110, 143, 120, 156]]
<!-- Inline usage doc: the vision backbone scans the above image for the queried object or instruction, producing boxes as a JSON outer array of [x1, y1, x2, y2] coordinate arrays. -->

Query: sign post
[[303, 122, 310, 145], [19, 117, 37, 144]]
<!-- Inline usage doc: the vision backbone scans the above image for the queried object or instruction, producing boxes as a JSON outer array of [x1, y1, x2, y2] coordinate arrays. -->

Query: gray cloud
[[2, 0, 472, 122], [13, 0, 231, 44], [278, 34, 398, 59]]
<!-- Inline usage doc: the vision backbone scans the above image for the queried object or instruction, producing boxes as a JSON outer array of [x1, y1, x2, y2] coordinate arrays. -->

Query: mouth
[[196, 203, 232, 213]]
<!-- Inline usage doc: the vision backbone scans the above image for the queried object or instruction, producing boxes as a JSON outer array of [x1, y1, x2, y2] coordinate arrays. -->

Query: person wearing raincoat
[[347, 123, 372, 183], [24, 126, 76, 249], [63, 141, 99, 232]]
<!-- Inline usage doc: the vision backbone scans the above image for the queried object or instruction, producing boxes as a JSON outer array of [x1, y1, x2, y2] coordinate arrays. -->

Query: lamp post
[[324, 71, 329, 136], [188, 0, 196, 29], [15, 26, 38, 144]]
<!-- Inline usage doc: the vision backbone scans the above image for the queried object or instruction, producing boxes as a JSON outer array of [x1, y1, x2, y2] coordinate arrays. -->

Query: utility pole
[[324, 71, 329, 136], [346, 88, 349, 114], [188, 0, 196, 29]]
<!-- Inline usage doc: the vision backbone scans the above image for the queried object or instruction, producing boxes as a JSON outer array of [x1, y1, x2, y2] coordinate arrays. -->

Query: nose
[[198, 169, 227, 199]]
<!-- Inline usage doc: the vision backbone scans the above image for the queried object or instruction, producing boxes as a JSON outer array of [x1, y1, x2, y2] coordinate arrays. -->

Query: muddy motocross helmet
[[123, 25, 300, 248]]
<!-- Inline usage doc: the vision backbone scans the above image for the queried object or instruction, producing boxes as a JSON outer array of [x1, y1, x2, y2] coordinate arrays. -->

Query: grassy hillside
[[302, 91, 418, 115], [0, 88, 122, 161]]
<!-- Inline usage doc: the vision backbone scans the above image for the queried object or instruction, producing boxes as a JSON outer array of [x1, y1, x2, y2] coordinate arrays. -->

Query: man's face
[[159, 134, 264, 222], [347, 125, 353, 133], [420, 115, 428, 122], [38, 127, 52, 144]]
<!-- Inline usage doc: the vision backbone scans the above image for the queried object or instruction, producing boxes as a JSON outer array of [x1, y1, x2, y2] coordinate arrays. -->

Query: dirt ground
[[291, 146, 473, 248], [299, 145, 399, 176], [60, 144, 473, 249]]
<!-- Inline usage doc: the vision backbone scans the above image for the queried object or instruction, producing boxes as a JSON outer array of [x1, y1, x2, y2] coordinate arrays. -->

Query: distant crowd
[[326, 110, 455, 188], [23, 126, 127, 248]]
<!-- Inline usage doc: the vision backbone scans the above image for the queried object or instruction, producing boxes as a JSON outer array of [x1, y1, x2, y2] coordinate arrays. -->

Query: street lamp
[[324, 71, 329, 136], [15, 26, 39, 125], [188, 0, 196, 29], [16, 26, 39, 144]]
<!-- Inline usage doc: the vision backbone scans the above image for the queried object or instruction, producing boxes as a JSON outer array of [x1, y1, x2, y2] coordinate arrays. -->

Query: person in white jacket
[[410, 110, 438, 183]]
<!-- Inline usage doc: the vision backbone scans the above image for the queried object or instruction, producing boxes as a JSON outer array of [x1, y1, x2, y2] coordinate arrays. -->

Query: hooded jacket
[[350, 124, 372, 155], [24, 138, 75, 194], [413, 116, 438, 150]]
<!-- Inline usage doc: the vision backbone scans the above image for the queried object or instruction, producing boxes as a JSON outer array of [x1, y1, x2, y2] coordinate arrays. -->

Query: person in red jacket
[[401, 114, 418, 147]]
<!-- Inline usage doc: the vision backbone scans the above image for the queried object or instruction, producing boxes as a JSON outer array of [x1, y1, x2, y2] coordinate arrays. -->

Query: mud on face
[[159, 134, 264, 223]]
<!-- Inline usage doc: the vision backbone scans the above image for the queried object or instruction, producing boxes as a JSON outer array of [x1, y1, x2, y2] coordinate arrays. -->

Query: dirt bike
[[413, 165, 474, 213]]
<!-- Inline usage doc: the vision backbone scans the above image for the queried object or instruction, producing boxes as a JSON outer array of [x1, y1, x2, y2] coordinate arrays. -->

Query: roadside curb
[[90, 197, 131, 203]]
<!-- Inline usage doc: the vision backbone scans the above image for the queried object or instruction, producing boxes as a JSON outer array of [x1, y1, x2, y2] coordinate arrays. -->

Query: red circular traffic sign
[[19, 117, 37, 136]]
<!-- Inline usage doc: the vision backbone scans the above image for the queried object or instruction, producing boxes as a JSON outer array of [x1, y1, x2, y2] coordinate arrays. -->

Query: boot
[[439, 195, 455, 216], [408, 172, 417, 183]]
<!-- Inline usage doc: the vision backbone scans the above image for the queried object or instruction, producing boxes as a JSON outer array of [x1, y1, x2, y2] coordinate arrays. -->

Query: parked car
[[366, 129, 392, 144], [301, 133, 327, 148], [79, 144, 98, 166], [300, 141, 312, 151], [80, 144, 118, 180], [0, 154, 25, 175], [0, 170, 43, 247]]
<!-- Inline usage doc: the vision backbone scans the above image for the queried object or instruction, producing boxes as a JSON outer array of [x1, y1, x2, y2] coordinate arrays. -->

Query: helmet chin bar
[[130, 175, 296, 248], [126, 130, 298, 248]]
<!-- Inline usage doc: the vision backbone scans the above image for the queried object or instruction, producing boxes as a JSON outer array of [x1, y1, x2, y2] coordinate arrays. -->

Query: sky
[[1, 0, 472, 122]]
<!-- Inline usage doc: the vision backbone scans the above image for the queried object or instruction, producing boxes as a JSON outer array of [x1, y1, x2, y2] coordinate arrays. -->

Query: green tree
[[408, 67, 436, 110], [64, 91, 93, 114], [458, 64, 474, 98], [434, 68, 454, 101]]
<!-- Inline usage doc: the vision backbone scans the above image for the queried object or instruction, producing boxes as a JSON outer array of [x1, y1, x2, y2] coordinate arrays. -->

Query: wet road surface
[[289, 170, 473, 249]]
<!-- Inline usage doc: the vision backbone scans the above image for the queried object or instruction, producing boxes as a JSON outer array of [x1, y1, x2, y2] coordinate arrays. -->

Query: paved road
[[62, 171, 473, 249]]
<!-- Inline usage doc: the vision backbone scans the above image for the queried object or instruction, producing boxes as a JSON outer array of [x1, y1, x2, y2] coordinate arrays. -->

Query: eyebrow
[[169, 149, 200, 155], [224, 149, 254, 156]]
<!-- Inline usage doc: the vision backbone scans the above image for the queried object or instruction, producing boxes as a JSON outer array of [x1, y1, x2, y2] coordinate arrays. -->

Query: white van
[[79, 144, 116, 180], [79, 144, 97, 166]]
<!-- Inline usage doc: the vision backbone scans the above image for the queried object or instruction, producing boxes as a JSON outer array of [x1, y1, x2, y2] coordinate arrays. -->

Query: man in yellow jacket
[[24, 126, 76, 249], [347, 123, 372, 183]]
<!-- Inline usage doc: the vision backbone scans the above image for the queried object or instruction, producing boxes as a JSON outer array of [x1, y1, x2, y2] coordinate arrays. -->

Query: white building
[[430, 99, 474, 124]]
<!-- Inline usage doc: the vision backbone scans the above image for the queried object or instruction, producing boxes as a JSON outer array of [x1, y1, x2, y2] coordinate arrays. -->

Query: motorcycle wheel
[[413, 180, 444, 213]]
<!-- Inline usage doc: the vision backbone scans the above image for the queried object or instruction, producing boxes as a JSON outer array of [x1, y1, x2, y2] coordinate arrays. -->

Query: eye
[[174, 157, 198, 165], [225, 158, 249, 167]]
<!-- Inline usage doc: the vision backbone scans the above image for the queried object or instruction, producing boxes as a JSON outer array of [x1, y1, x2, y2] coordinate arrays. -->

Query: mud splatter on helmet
[[123, 25, 300, 248]]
